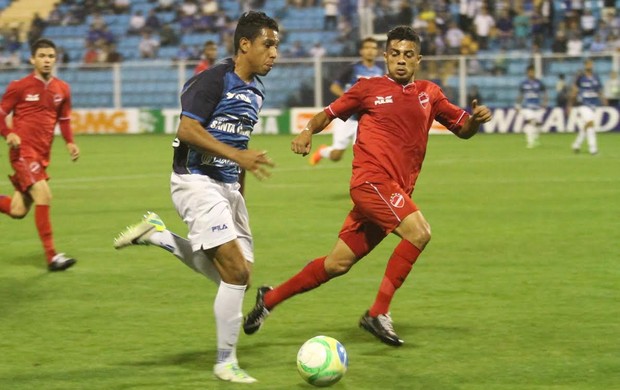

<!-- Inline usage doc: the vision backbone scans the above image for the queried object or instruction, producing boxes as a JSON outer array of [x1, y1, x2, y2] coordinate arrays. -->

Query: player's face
[[584, 60, 593, 73], [359, 41, 378, 62], [384, 39, 422, 85], [31, 47, 57, 78], [204, 44, 218, 61], [245, 28, 279, 76]]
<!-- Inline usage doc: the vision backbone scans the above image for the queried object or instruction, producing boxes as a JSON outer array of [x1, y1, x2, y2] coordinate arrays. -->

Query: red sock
[[264, 256, 330, 310], [369, 240, 421, 317], [0, 195, 11, 215], [35, 205, 56, 263]]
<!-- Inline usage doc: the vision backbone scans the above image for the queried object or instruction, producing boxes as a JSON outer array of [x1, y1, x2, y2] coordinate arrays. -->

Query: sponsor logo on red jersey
[[418, 92, 429, 108], [25, 94, 40, 102], [374, 95, 393, 105], [390, 193, 405, 208]]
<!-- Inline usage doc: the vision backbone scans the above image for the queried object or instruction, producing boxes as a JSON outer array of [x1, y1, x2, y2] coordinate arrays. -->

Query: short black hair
[[204, 40, 217, 47], [31, 38, 56, 56], [386, 26, 421, 52], [359, 36, 377, 50], [527, 65, 535, 72], [233, 11, 279, 54]]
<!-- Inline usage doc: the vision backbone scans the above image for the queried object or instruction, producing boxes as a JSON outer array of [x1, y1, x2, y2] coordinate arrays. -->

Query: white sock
[[149, 230, 220, 284], [320, 146, 333, 159], [214, 281, 246, 364]]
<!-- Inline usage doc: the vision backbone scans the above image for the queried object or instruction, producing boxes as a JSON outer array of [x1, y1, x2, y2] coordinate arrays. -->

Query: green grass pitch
[[0, 132, 618, 389]]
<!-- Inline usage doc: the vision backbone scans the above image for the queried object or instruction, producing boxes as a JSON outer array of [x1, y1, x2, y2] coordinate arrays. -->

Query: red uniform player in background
[[244, 26, 492, 346], [0, 38, 80, 271]]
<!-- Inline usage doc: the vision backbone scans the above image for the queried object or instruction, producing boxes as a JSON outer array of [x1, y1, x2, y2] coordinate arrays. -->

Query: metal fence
[[1, 52, 618, 110]]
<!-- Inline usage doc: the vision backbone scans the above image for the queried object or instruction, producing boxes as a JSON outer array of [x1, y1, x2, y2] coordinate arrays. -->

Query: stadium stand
[[1, 0, 619, 109]]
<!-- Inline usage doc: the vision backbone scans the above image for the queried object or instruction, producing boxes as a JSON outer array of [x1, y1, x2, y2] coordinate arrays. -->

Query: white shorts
[[576, 106, 596, 124], [331, 117, 358, 150], [170, 173, 254, 262], [521, 108, 544, 123]]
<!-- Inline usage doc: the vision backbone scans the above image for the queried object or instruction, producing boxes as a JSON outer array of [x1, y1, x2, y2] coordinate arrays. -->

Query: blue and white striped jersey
[[519, 78, 546, 109], [173, 58, 265, 183], [335, 61, 383, 91], [575, 73, 602, 107]]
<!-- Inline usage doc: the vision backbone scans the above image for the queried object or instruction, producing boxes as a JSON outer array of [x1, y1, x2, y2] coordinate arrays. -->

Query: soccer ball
[[296, 335, 348, 387]]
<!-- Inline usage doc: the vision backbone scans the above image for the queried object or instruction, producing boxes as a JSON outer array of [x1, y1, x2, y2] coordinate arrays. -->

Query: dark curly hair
[[234, 11, 279, 54], [385, 26, 421, 52]]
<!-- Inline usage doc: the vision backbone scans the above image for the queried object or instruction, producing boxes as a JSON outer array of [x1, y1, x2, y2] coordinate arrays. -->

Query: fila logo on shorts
[[211, 224, 229, 232], [374, 96, 393, 105], [25, 94, 40, 102], [418, 92, 429, 108], [390, 193, 405, 208]]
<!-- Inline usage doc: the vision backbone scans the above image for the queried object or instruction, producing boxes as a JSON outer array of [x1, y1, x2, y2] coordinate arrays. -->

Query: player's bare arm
[[456, 100, 492, 139], [291, 111, 333, 156], [177, 115, 274, 179], [329, 82, 345, 97]]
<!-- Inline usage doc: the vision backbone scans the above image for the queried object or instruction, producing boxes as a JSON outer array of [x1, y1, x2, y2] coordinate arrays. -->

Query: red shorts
[[339, 181, 418, 259], [9, 151, 49, 192]]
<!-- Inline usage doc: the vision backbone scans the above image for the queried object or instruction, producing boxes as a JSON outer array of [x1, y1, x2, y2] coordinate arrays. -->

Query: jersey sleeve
[[432, 87, 470, 134], [0, 80, 20, 137], [180, 69, 224, 124], [325, 79, 365, 121]]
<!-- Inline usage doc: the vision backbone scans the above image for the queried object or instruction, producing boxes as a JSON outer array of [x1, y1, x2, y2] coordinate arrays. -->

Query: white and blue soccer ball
[[296, 335, 348, 387]]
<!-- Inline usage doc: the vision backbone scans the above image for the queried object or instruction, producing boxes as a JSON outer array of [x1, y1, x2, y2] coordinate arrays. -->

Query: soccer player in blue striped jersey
[[516, 65, 547, 148], [569, 59, 607, 155], [310, 37, 383, 165], [113, 11, 279, 384]]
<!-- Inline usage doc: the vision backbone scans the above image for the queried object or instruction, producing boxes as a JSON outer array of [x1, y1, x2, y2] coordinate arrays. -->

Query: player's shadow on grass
[[123, 350, 211, 371]]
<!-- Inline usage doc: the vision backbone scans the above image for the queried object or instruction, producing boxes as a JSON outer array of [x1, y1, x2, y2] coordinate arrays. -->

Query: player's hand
[[66, 143, 80, 161], [237, 149, 274, 181], [6, 133, 20, 149], [291, 129, 312, 156], [471, 100, 492, 124]]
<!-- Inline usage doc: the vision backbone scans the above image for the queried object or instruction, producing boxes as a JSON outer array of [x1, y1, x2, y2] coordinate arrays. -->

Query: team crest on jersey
[[25, 94, 40, 102], [374, 96, 393, 105], [53, 94, 63, 105], [418, 92, 429, 108], [390, 193, 405, 208], [29, 161, 41, 173]]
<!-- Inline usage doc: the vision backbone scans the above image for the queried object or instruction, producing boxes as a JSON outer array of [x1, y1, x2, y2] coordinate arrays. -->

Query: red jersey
[[325, 76, 469, 194], [194, 60, 211, 74], [0, 73, 72, 161]]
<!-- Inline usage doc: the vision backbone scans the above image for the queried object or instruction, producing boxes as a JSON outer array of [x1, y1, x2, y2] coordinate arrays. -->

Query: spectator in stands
[[128, 10, 146, 35], [104, 43, 123, 63], [160, 23, 180, 46], [194, 12, 216, 32], [194, 40, 218, 74], [201, 0, 219, 16], [113, 0, 130, 14], [580, 9, 596, 37], [145, 9, 162, 32], [287, 41, 307, 58], [566, 32, 583, 56], [604, 71, 620, 108], [156, 0, 175, 12], [179, 10, 195, 34], [513, 6, 530, 50], [495, 9, 513, 49], [472, 5, 494, 50], [5, 29, 21, 53], [48, 8, 63, 26], [444, 21, 465, 55], [309, 42, 326, 58], [589, 34, 608, 53], [530, 9, 546, 49], [179, 0, 199, 18], [323, 0, 338, 30], [82, 42, 101, 64], [138, 31, 160, 58], [57, 47, 70, 64], [551, 30, 568, 53], [394, 0, 413, 26]]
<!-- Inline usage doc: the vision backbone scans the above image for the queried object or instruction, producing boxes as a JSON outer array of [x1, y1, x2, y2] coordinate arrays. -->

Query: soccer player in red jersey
[[0, 38, 80, 271], [244, 26, 492, 346]]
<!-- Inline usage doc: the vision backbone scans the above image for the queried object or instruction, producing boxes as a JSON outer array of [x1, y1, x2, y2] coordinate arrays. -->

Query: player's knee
[[9, 206, 28, 219], [411, 226, 431, 249], [324, 258, 353, 277]]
